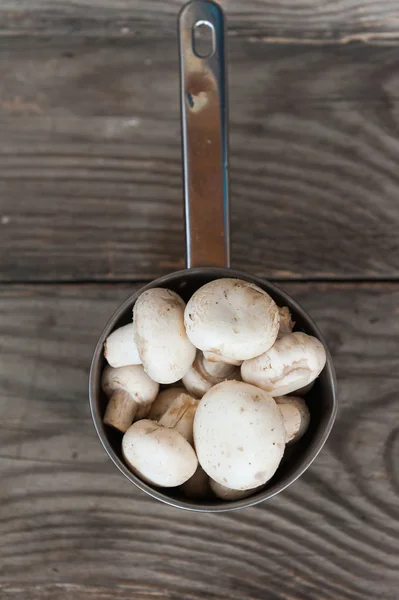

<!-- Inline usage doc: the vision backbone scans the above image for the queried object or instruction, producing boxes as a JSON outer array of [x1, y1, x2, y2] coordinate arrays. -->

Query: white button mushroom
[[241, 332, 326, 397], [102, 365, 159, 432], [184, 278, 280, 363], [275, 396, 310, 444], [181, 465, 210, 499], [209, 478, 263, 501], [104, 323, 141, 368], [151, 393, 205, 496], [277, 306, 295, 339], [133, 288, 196, 384], [182, 351, 240, 399], [147, 386, 186, 421], [194, 380, 286, 490], [122, 419, 198, 487], [158, 393, 199, 445]]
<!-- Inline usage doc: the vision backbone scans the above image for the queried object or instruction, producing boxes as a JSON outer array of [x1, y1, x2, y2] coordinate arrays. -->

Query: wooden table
[[1, 2, 398, 598]]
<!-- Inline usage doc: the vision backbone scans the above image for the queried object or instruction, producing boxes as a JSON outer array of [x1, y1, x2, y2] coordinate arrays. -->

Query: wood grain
[[1, 38, 399, 281], [1, 0, 399, 42], [0, 282, 398, 599]]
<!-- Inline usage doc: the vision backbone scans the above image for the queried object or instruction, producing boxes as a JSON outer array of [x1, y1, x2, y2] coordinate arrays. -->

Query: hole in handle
[[192, 20, 215, 58]]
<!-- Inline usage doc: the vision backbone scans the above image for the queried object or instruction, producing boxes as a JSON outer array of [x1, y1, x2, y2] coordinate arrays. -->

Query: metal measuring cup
[[89, 0, 337, 512]]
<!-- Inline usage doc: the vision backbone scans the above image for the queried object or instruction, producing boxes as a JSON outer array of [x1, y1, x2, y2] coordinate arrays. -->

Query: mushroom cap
[[104, 323, 141, 368], [101, 365, 159, 405], [194, 380, 286, 490], [148, 387, 186, 421], [275, 396, 310, 444], [133, 288, 196, 384], [181, 465, 210, 499], [241, 332, 326, 397], [184, 278, 280, 362], [122, 419, 198, 487], [209, 478, 263, 501]]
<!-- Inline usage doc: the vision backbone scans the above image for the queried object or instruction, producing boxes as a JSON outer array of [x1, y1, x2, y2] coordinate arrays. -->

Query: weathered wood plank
[[0, 282, 398, 599], [1, 0, 399, 42], [1, 38, 399, 281]]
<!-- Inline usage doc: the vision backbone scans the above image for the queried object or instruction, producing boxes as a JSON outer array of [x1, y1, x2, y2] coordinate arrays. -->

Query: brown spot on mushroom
[[254, 471, 267, 481], [238, 446, 244, 452], [143, 425, 159, 436]]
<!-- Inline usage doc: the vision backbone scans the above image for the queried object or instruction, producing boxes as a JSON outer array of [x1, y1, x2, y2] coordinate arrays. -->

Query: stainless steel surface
[[89, 0, 337, 512], [179, 0, 230, 268]]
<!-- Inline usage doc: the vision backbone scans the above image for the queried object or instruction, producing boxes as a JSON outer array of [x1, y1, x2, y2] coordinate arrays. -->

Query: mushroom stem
[[183, 352, 240, 398], [158, 393, 199, 445], [201, 355, 237, 378], [148, 387, 186, 421], [203, 351, 242, 366], [103, 390, 138, 433], [101, 365, 159, 432]]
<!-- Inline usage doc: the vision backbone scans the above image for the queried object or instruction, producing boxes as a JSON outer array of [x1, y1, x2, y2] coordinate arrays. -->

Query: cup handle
[[178, 0, 230, 269]]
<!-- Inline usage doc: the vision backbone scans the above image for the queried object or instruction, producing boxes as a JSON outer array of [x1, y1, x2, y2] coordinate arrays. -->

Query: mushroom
[[158, 393, 199, 445], [209, 478, 263, 501], [194, 380, 286, 490], [277, 306, 295, 339], [241, 332, 326, 397], [147, 387, 186, 421], [275, 396, 310, 444], [184, 278, 280, 363], [102, 365, 159, 432], [104, 323, 141, 368], [133, 288, 196, 384], [122, 419, 198, 487], [182, 351, 240, 399], [181, 465, 210, 499], [203, 351, 242, 367]]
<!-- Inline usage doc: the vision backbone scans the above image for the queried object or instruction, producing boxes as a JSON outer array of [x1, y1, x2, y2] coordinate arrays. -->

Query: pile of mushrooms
[[102, 278, 326, 501]]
